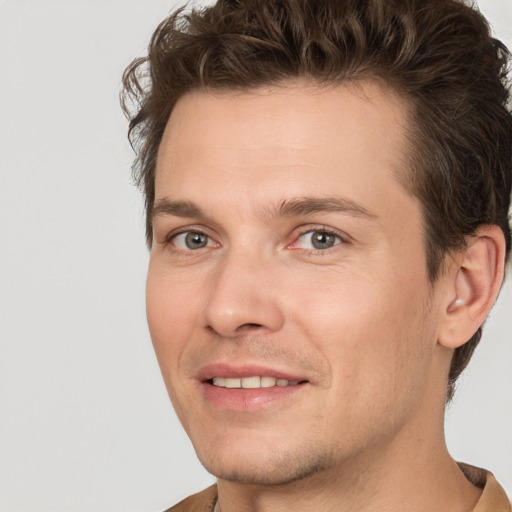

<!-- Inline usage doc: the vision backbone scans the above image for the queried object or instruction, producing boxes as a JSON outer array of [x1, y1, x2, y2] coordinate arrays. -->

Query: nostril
[[207, 322, 264, 336], [234, 323, 265, 334]]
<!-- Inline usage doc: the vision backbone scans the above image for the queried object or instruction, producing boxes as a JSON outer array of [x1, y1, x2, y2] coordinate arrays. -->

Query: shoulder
[[162, 485, 218, 512], [474, 472, 511, 512], [458, 463, 511, 512]]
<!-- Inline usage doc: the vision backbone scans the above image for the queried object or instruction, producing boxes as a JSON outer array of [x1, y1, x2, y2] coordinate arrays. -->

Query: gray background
[[0, 0, 510, 510]]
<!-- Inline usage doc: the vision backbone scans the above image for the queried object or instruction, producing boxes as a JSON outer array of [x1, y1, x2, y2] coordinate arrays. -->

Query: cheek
[[145, 262, 209, 425], [289, 266, 434, 395], [145, 261, 202, 366], [289, 268, 390, 346]]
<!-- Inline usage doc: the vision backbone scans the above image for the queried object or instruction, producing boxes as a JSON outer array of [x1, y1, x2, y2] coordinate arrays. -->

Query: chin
[[195, 442, 336, 486]]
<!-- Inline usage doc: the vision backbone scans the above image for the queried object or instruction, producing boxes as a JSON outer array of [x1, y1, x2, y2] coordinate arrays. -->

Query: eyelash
[[163, 225, 347, 255], [164, 228, 218, 253], [289, 226, 346, 253]]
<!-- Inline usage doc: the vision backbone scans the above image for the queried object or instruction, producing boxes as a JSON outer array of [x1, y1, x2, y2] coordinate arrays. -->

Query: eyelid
[[162, 226, 219, 249], [287, 225, 349, 250]]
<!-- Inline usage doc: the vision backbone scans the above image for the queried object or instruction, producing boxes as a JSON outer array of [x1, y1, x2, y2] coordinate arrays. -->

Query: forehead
[[155, 81, 412, 212]]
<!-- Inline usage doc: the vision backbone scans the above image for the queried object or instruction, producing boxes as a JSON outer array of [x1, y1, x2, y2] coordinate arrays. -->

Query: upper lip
[[196, 362, 309, 382]]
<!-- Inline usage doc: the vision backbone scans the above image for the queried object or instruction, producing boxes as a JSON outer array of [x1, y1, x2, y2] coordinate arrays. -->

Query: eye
[[295, 229, 342, 250], [171, 231, 215, 250]]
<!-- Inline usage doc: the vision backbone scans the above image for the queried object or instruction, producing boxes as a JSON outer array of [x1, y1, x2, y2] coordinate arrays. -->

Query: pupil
[[312, 231, 334, 249], [185, 232, 207, 249]]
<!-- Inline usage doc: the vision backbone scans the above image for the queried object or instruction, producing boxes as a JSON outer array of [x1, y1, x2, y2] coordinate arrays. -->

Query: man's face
[[147, 82, 449, 485]]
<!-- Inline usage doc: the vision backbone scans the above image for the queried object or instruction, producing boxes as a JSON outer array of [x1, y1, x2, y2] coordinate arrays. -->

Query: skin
[[147, 82, 494, 511]]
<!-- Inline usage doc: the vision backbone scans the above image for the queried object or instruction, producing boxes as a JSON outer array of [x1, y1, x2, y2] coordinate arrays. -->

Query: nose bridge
[[204, 244, 284, 337]]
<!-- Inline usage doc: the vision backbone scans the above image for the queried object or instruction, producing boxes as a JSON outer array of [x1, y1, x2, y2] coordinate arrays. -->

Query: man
[[121, 0, 512, 510]]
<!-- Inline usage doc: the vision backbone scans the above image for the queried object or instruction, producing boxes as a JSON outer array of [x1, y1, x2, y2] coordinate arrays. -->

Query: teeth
[[225, 378, 241, 388], [260, 376, 277, 388], [211, 376, 301, 388], [241, 376, 261, 389]]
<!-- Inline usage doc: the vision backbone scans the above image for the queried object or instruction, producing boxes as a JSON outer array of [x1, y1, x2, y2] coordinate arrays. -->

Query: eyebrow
[[151, 196, 377, 222], [152, 199, 205, 220], [270, 196, 377, 219]]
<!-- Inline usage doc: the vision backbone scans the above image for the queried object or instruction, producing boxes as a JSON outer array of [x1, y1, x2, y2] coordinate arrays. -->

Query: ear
[[438, 225, 506, 349]]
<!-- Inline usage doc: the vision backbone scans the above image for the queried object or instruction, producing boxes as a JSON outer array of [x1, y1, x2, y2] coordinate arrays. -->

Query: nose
[[203, 250, 285, 338]]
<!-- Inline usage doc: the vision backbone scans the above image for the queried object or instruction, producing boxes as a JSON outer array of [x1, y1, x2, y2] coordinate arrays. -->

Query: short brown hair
[[121, 0, 512, 400]]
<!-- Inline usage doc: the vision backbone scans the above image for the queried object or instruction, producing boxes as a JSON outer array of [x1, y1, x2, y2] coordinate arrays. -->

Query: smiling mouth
[[208, 376, 309, 389]]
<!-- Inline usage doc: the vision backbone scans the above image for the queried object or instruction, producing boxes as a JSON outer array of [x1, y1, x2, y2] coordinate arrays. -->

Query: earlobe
[[439, 225, 506, 349]]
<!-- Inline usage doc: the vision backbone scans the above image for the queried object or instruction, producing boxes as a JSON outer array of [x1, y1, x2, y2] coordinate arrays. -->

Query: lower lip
[[202, 382, 307, 411]]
